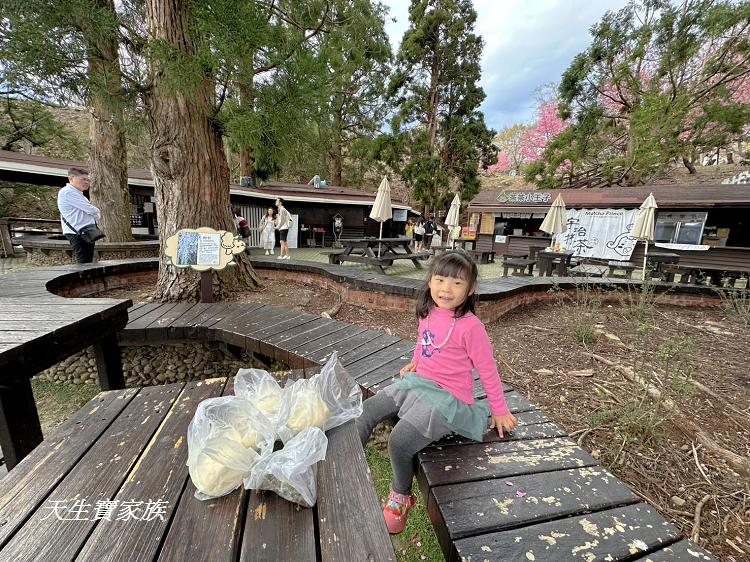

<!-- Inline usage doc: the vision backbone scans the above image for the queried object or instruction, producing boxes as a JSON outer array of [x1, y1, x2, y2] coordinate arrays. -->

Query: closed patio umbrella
[[630, 192, 657, 280], [539, 194, 567, 247], [369, 176, 392, 257], [444, 194, 461, 248]]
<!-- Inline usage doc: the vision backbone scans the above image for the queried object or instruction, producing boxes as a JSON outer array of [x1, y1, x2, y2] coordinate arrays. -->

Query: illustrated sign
[[164, 227, 246, 271], [552, 209, 640, 260], [496, 191, 551, 204]]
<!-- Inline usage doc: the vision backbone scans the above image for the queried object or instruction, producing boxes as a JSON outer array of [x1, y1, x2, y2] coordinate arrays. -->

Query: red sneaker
[[383, 489, 417, 534]]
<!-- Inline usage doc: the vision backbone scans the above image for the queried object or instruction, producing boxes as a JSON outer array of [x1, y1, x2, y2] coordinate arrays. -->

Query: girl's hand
[[399, 361, 417, 378], [490, 412, 518, 438]]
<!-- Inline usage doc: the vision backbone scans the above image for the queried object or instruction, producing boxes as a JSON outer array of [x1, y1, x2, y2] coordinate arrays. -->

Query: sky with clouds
[[381, 0, 627, 132]]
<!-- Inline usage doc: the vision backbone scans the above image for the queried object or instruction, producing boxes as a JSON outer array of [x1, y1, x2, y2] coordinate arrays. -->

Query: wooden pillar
[[93, 335, 125, 391], [0, 376, 44, 469], [0, 219, 14, 258]]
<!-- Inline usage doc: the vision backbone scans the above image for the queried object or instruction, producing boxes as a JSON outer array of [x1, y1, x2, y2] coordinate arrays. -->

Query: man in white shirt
[[275, 197, 292, 259], [58, 167, 102, 263]]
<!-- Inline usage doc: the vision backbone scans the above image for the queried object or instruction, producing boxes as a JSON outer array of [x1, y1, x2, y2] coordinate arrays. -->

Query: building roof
[[469, 184, 750, 212], [0, 150, 411, 209]]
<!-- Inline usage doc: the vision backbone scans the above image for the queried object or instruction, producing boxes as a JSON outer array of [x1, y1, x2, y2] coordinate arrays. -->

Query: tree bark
[[86, 0, 133, 242], [426, 48, 440, 157], [237, 81, 256, 179], [682, 156, 697, 174], [145, 0, 259, 301], [330, 101, 343, 186]]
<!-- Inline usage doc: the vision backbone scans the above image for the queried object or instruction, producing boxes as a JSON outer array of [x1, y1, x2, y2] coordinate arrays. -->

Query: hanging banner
[[552, 208, 640, 260]]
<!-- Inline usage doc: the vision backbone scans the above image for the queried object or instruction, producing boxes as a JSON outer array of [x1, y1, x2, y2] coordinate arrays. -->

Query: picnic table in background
[[536, 249, 574, 276], [327, 237, 429, 274]]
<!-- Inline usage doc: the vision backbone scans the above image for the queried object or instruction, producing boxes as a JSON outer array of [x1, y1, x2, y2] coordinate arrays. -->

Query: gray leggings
[[355, 391, 436, 495]]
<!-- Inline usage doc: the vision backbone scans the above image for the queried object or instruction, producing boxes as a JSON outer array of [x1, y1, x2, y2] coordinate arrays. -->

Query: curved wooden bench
[[0, 258, 721, 561]]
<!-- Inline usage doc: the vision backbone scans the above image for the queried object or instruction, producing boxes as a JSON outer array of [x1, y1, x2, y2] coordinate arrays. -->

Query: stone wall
[[36, 342, 266, 387]]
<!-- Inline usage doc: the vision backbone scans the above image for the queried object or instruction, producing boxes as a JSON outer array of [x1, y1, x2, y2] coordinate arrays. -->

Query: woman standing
[[259, 207, 276, 255], [413, 219, 425, 252]]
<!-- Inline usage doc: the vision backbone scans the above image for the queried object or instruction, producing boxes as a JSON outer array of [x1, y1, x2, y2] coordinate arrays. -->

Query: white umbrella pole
[[642, 240, 649, 280], [378, 223, 383, 257]]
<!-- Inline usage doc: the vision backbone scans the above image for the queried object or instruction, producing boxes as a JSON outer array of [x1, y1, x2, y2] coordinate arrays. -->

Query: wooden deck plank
[[239, 491, 317, 562], [0, 388, 140, 547], [0, 384, 183, 561], [156, 379, 247, 562], [420, 441, 598, 488], [430, 466, 639, 544], [433, 420, 568, 448], [295, 324, 369, 364], [634, 539, 717, 561], [211, 304, 268, 347], [453, 503, 684, 562], [76, 379, 228, 562], [317, 421, 396, 562], [264, 317, 343, 365], [143, 302, 198, 341], [126, 303, 182, 331], [336, 333, 402, 366], [345, 341, 415, 379], [125, 302, 162, 323]]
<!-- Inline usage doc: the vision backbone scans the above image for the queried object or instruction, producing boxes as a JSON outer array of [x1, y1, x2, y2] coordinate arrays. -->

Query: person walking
[[259, 207, 276, 255], [58, 167, 101, 264], [275, 197, 292, 259]]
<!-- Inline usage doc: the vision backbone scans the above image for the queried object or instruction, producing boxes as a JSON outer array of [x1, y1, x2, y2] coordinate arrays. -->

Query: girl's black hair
[[416, 250, 478, 319]]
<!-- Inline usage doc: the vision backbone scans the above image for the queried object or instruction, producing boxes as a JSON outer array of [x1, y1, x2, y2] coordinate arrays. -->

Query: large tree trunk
[[682, 155, 697, 174], [330, 102, 343, 186], [86, 0, 133, 242], [426, 48, 440, 157], [145, 0, 259, 301], [237, 81, 255, 179]]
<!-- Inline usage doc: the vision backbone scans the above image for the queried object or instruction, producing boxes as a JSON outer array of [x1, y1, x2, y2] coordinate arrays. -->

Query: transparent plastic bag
[[276, 352, 362, 442], [244, 427, 328, 507], [234, 367, 284, 423], [187, 396, 275, 500]]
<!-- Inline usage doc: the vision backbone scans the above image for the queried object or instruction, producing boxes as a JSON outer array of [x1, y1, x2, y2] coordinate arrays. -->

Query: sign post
[[163, 227, 247, 302]]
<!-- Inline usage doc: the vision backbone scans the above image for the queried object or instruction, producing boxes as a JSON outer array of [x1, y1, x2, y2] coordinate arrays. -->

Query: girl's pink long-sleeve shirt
[[411, 306, 509, 416]]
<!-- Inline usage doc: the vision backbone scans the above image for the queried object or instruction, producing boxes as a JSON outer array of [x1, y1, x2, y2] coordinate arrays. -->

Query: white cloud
[[382, 0, 627, 130]]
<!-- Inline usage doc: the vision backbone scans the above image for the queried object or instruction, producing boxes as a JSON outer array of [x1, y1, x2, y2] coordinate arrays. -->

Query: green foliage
[[716, 288, 750, 326], [380, 0, 495, 210], [539, 0, 750, 186], [0, 182, 60, 218], [619, 276, 662, 322], [556, 282, 604, 348], [0, 98, 83, 157], [365, 443, 441, 561]]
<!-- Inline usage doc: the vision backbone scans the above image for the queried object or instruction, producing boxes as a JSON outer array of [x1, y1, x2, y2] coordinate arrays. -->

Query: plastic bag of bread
[[234, 368, 284, 421], [276, 352, 362, 443], [244, 427, 327, 507], [187, 396, 274, 500]]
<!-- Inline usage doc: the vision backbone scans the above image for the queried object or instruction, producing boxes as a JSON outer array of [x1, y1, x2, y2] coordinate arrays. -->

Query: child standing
[[413, 220, 425, 252], [355, 251, 517, 534]]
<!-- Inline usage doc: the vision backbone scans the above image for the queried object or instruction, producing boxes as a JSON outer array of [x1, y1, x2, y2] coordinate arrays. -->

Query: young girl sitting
[[355, 251, 517, 534]]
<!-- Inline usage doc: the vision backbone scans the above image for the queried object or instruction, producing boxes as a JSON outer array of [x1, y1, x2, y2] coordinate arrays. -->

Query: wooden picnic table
[[0, 378, 395, 561], [331, 237, 429, 274], [536, 250, 574, 276]]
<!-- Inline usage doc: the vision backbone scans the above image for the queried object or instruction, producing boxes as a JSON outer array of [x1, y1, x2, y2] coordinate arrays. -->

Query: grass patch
[[31, 378, 100, 435], [365, 445, 443, 561]]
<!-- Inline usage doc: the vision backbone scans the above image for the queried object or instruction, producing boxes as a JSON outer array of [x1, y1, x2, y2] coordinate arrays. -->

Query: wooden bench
[[607, 260, 637, 279], [468, 233, 496, 264], [0, 295, 130, 469], [0, 375, 395, 561], [1, 261, 721, 561], [570, 264, 608, 277]]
